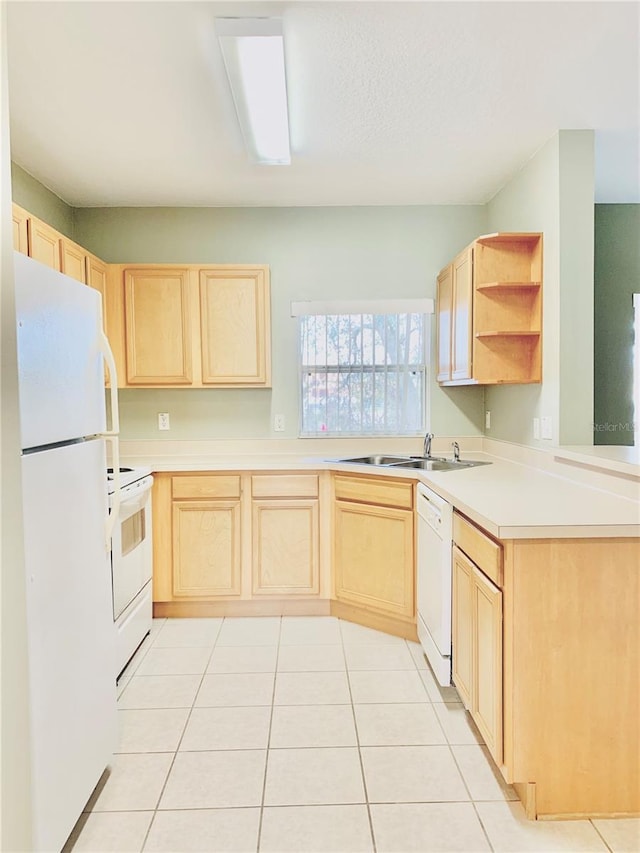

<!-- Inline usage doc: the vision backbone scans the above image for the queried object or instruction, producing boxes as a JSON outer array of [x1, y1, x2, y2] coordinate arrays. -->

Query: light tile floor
[[64, 617, 640, 853]]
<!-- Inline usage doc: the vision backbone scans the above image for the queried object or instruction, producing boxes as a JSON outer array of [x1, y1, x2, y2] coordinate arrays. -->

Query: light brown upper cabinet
[[12, 203, 29, 254], [435, 264, 453, 383], [199, 267, 270, 385], [111, 264, 271, 389], [436, 233, 543, 385], [59, 237, 88, 283], [86, 253, 108, 323], [29, 216, 62, 271], [124, 268, 193, 385]]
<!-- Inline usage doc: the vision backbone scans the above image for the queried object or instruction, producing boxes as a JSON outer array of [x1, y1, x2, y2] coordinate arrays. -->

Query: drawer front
[[252, 474, 319, 499], [453, 512, 503, 587], [172, 475, 241, 500], [334, 474, 413, 510]]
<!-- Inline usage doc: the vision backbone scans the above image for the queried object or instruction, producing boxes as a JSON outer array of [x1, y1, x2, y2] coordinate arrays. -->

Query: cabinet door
[[334, 501, 414, 618], [60, 238, 87, 283], [172, 500, 241, 597], [199, 267, 271, 386], [12, 204, 29, 253], [452, 546, 474, 708], [436, 264, 453, 382], [451, 247, 473, 380], [86, 254, 108, 328], [124, 269, 193, 385], [252, 500, 319, 595], [29, 217, 61, 271], [473, 565, 503, 763]]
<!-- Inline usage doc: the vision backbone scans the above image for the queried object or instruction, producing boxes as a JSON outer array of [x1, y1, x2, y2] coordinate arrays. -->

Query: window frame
[[292, 300, 433, 439]]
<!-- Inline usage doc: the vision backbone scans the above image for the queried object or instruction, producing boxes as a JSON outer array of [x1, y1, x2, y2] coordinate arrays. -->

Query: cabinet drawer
[[252, 474, 319, 499], [453, 512, 502, 587], [334, 474, 413, 510], [172, 475, 241, 500]]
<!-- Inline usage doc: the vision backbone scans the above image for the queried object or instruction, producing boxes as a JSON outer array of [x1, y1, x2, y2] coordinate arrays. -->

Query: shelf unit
[[471, 233, 542, 384]]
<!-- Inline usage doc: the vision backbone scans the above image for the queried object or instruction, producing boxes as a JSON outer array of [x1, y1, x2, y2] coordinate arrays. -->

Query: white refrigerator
[[15, 252, 119, 853]]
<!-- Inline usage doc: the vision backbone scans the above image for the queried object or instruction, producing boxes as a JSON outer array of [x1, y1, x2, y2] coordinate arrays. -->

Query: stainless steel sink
[[337, 454, 416, 466], [390, 459, 491, 471]]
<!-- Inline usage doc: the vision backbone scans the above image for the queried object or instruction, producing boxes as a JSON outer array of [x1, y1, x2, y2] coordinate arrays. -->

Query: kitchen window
[[292, 300, 433, 436]]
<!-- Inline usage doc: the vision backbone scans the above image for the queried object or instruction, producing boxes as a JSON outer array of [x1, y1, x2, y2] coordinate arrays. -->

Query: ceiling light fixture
[[216, 17, 291, 166]]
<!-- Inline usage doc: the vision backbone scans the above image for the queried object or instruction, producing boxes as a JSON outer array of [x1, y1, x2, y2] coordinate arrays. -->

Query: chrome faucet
[[423, 432, 434, 458], [452, 441, 460, 462]]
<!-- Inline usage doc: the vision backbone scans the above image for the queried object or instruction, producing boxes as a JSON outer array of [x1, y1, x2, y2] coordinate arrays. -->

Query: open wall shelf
[[476, 281, 541, 292], [436, 232, 543, 386], [476, 330, 541, 338]]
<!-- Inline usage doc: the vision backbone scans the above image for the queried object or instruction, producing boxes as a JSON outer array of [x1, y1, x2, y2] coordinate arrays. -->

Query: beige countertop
[[120, 444, 640, 540], [554, 444, 640, 477]]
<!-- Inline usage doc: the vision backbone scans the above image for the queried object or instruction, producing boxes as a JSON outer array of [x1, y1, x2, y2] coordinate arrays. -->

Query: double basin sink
[[337, 454, 491, 472]]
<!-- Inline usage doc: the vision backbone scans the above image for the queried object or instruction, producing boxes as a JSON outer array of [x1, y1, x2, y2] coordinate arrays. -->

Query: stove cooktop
[[107, 465, 152, 494]]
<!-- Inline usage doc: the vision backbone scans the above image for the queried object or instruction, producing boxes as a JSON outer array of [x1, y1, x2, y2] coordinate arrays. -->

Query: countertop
[[119, 445, 640, 540]]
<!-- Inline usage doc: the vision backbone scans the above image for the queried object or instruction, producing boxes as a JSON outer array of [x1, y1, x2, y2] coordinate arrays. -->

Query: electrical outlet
[[541, 416, 553, 440], [485, 410, 491, 430], [533, 417, 540, 440], [274, 414, 285, 432], [158, 412, 170, 431]]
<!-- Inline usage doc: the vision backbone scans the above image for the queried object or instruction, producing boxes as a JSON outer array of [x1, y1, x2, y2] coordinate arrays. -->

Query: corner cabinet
[[332, 473, 416, 639], [108, 264, 271, 388], [436, 233, 543, 385]]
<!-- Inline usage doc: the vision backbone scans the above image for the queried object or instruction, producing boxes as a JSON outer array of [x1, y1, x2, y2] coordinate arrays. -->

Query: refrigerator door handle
[[99, 330, 120, 436], [99, 330, 121, 548]]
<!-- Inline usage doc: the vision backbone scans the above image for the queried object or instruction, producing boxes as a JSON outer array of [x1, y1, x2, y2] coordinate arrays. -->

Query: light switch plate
[[485, 411, 491, 429], [541, 416, 552, 440], [533, 417, 540, 439], [158, 412, 170, 430]]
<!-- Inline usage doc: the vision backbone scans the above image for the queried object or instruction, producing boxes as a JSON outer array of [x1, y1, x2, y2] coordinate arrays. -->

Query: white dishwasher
[[416, 482, 454, 686]]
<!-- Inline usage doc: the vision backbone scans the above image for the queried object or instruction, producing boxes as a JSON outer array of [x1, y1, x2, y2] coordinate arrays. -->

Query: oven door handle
[[118, 485, 151, 522], [105, 435, 120, 549]]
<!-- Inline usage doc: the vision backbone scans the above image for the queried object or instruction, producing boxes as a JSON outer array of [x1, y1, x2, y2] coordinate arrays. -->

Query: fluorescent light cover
[[216, 18, 291, 165]]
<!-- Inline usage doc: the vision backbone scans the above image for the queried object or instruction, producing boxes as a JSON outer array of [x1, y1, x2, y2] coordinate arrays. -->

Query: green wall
[[485, 130, 595, 446], [74, 205, 488, 441], [11, 161, 74, 238], [594, 204, 640, 446]]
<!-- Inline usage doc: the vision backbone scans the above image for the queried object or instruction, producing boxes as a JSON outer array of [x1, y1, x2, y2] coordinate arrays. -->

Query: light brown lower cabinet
[[173, 500, 242, 597], [152, 471, 328, 615], [452, 544, 502, 763], [453, 510, 640, 820], [252, 474, 320, 595], [332, 473, 415, 638]]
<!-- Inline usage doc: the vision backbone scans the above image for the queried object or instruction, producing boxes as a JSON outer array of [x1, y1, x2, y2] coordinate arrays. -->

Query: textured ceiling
[[6, 1, 639, 207]]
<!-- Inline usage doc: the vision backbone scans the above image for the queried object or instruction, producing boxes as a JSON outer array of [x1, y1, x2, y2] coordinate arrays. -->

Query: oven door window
[[121, 508, 146, 556]]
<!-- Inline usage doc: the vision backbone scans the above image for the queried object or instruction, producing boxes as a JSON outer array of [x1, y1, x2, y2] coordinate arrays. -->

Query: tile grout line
[[589, 819, 615, 853], [340, 620, 377, 853], [256, 616, 283, 853], [137, 617, 225, 852], [406, 638, 496, 853]]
